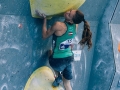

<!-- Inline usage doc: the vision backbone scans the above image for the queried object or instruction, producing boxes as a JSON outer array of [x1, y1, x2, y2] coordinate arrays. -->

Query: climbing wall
[[0, 0, 120, 90], [88, 0, 119, 90], [0, 0, 51, 89], [110, 1, 120, 90]]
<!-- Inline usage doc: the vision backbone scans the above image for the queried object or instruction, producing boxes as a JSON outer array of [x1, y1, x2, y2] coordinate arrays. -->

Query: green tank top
[[52, 22, 76, 58]]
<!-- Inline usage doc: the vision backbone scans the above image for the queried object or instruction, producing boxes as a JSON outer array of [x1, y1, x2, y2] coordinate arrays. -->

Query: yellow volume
[[29, 0, 85, 19]]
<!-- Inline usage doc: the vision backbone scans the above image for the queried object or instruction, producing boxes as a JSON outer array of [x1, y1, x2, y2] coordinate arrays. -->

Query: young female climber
[[36, 9, 92, 90]]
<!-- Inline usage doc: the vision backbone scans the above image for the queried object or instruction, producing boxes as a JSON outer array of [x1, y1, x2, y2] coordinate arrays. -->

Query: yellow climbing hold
[[24, 66, 64, 90], [30, 0, 85, 18]]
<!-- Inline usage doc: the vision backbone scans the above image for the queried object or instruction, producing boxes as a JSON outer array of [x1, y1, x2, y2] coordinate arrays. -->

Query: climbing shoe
[[52, 73, 62, 87]]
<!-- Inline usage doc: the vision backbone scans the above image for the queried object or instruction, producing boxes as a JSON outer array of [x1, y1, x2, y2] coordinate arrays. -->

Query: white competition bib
[[72, 50, 82, 61]]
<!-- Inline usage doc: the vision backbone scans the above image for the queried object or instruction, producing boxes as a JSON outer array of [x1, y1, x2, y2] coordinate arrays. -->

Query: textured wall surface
[[0, 0, 119, 90], [110, 24, 120, 90], [88, 0, 119, 90], [0, 0, 51, 89]]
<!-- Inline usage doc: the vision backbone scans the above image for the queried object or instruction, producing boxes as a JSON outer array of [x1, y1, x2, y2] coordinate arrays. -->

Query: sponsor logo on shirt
[[59, 39, 73, 50]]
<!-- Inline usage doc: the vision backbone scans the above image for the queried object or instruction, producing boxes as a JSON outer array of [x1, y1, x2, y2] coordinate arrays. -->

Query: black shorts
[[49, 55, 74, 80]]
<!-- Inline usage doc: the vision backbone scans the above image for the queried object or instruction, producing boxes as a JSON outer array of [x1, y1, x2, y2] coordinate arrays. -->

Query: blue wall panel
[[88, 0, 118, 90]]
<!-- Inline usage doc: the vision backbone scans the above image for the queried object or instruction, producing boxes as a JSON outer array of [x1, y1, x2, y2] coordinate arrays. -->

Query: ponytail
[[72, 10, 92, 49], [79, 20, 92, 49]]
